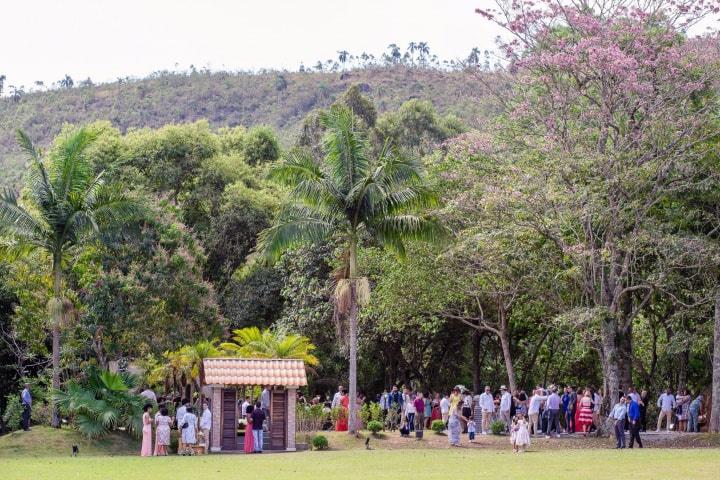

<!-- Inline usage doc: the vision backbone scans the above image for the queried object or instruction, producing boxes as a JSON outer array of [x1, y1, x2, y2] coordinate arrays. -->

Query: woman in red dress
[[574, 392, 582, 432], [578, 389, 594, 437], [429, 392, 441, 428], [243, 404, 254, 454], [335, 392, 349, 431]]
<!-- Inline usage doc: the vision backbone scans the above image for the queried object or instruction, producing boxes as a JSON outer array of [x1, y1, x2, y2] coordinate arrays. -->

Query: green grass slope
[[0, 67, 489, 188], [0, 426, 137, 458]]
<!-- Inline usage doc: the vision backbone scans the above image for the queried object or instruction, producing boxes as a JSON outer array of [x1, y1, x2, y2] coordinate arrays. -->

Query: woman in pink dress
[[243, 404, 254, 454], [335, 392, 349, 431], [140, 404, 153, 456]]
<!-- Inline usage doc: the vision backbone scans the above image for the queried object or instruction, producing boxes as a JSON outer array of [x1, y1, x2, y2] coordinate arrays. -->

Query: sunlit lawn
[[2, 448, 719, 480]]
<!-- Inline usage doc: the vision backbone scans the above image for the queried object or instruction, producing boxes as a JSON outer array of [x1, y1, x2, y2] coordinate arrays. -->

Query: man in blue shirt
[[627, 394, 643, 448], [21, 383, 32, 431], [251, 401, 266, 453], [610, 395, 628, 448]]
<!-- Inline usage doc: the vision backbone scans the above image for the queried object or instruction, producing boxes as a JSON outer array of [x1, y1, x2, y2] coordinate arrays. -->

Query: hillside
[[0, 67, 489, 188]]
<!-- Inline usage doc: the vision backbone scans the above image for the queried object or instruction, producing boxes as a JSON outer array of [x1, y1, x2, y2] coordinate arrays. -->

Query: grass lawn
[[2, 448, 719, 480]]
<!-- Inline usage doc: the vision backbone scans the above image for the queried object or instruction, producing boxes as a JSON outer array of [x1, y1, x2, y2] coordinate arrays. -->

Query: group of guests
[[139, 398, 212, 456], [655, 388, 705, 433]]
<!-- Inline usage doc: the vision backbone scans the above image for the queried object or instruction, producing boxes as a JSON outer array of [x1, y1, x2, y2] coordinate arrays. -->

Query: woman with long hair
[[140, 404, 153, 456], [578, 389, 594, 437], [243, 403, 255, 454], [155, 407, 172, 456]]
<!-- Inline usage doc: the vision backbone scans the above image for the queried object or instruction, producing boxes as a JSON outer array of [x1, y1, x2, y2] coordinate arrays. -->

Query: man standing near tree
[[656, 388, 676, 432], [499, 385, 512, 432], [610, 396, 628, 449], [478, 386, 495, 435], [20, 383, 32, 431], [628, 395, 643, 448]]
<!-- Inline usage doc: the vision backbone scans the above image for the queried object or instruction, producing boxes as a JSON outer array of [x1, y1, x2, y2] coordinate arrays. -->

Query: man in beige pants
[[199, 401, 212, 450], [656, 388, 676, 432]]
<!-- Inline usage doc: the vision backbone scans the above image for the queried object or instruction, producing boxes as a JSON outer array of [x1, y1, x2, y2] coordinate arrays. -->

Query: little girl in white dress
[[511, 414, 531, 453]]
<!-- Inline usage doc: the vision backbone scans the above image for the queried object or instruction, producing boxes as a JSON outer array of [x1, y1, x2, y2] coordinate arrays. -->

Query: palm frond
[[372, 215, 448, 258], [256, 205, 336, 262], [320, 105, 370, 192], [0, 187, 49, 244], [270, 149, 323, 186]]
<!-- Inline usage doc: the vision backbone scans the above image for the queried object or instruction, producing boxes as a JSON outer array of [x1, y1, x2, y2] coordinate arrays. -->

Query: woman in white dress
[[180, 406, 198, 455], [155, 407, 172, 456]]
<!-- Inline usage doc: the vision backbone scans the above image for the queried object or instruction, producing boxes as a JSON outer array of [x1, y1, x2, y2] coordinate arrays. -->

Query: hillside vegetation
[[0, 67, 487, 187]]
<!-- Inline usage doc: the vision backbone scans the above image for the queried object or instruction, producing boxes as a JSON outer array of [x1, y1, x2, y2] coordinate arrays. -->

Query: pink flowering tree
[[475, 0, 720, 410]]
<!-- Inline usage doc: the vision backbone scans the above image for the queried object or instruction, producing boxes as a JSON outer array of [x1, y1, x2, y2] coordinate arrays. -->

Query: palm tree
[[417, 42, 430, 65], [257, 105, 445, 433], [337, 50, 349, 65], [0, 128, 139, 427], [179, 340, 221, 405], [387, 44, 401, 64], [221, 327, 320, 367]]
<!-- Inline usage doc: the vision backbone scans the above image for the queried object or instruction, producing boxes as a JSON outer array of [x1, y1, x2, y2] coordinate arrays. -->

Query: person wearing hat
[[499, 385, 512, 431]]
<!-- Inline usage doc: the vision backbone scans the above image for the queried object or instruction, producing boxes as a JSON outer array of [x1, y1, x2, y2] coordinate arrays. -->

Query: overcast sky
[[1, 1, 501, 89]]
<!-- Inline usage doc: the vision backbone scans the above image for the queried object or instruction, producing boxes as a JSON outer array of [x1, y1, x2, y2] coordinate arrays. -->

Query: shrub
[[2, 394, 23, 432], [367, 420, 383, 434], [311, 434, 329, 450], [431, 420, 446, 433], [360, 401, 384, 426], [491, 420, 506, 435]]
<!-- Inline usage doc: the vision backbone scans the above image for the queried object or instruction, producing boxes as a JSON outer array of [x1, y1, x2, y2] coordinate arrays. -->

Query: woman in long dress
[[181, 406, 198, 455], [511, 414, 531, 453], [155, 407, 172, 456], [243, 404, 255, 454], [336, 392, 349, 431], [578, 390, 594, 437], [448, 402, 467, 446], [140, 404, 153, 457], [429, 392, 441, 428]]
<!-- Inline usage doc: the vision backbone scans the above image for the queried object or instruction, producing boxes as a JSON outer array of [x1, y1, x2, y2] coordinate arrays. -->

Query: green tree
[[257, 105, 444, 433], [0, 128, 138, 427], [220, 327, 319, 366], [242, 126, 280, 166]]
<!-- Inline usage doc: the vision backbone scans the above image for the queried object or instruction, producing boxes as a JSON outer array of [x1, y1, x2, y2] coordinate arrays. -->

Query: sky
[[0, 0, 501, 89]]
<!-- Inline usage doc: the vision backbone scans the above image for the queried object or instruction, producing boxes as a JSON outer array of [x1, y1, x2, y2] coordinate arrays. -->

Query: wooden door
[[270, 388, 286, 450], [222, 388, 237, 450]]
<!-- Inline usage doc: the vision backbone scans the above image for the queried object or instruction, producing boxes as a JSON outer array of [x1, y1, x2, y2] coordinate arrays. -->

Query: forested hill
[[0, 67, 486, 187]]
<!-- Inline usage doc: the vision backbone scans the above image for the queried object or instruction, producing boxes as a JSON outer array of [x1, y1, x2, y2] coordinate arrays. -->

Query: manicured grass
[[1, 448, 719, 480], [0, 426, 137, 457]]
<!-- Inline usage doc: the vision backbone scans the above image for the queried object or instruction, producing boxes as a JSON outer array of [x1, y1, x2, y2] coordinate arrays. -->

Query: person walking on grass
[[545, 386, 562, 438], [440, 393, 450, 428], [499, 385, 512, 432], [610, 396, 628, 449], [448, 402, 467, 447], [656, 388, 676, 432], [478, 386, 495, 435], [403, 387, 416, 433], [510, 413, 531, 453], [20, 383, 31, 432], [627, 395, 643, 448], [414, 392, 426, 434]]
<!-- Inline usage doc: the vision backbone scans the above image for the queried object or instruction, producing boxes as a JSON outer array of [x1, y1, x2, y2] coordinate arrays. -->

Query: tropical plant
[[0, 128, 139, 427], [220, 327, 319, 366], [2, 394, 23, 432], [311, 434, 328, 450], [179, 340, 221, 403], [53, 366, 146, 439], [257, 104, 445, 433], [431, 419, 445, 433], [366, 420, 383, 434]]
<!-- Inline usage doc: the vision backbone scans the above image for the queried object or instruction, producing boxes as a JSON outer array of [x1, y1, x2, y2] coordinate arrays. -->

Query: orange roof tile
[[202, 358, 307, 387]]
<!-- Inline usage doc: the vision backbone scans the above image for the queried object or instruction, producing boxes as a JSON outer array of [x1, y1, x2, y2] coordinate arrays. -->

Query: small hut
[[201, 358, 307, 452]]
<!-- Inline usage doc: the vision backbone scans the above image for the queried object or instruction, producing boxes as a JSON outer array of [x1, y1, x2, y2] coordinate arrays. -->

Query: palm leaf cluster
[[258, 104, 445, 262], [220, 327, 320, 367], [53, 366, 146, 439]]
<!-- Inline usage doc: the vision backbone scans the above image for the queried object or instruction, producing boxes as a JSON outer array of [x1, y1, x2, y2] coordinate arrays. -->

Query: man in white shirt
[[260, 386, 271, 428], [592, 390, 603, 428], [240, 396, 251, 416], [331, 385, 344, 409], [477, 386, 495, 434], [440, 394, 450, 427], [528, 389, 548, 436], [656, 388, 676, 432], [199, 401, 212, 449], [610, 396, 628, 448], [499, 385, 512, 432]]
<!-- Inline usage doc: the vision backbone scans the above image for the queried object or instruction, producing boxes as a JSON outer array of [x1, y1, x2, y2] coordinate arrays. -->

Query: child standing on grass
[[511, 414, 531, 453], [467, 418, 476, 442]]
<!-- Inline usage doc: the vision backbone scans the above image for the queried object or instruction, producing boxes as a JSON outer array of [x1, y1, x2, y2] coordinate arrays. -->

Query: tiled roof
[[202, 358, 307, 387]]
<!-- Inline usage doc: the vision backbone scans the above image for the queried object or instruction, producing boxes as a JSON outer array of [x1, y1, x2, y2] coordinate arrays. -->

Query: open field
[[2, 448, 719, 480]]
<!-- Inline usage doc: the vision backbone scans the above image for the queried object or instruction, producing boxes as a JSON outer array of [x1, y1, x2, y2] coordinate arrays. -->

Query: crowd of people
[[139, 397, 213, 456]]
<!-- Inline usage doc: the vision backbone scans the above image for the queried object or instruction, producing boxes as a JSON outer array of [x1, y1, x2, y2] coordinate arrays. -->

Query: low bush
[[2, 394, 23, 432], [311, 434, 329, 450], [431, 420, 445, 433], [366, 420, 383, 434], [491, 419, 506, 435]]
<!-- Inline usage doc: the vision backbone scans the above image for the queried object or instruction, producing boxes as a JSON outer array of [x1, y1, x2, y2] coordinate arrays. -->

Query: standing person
[[440, 393, 450, 427], [627, 394, 643, 448], [20, 383, 32, 432], [478, 386, 495, 435], [461, 389, 473, 434], [449, 387, 462, 417], [578, 390, 594, 437], [389, 385, 403, 415], [528, 388, 548, 436], [331, 385, 344, 409], [610, 396, 628, 449], [423, 392, 432, 428], [414, 392, 426, 434], [379, 388, 390, 420], [175, 399, 189, 454], [545, 386, 562, 438], [140, 404, 153, 456], [403, 388, 416, 433], [639, 389, 650, 432], [499, 386, 512, 432], [336, 391, 349, 431], [687, 395, 703, 433], [562, 386, 576, 433], [251, 401, 266, 453], [243, 402, 255, 454], [675, 389, 692, 432], [656, 388, 676, 432], [181, 406, 198, 455], [511, 413, 531, 453], [430, 392, 442, 427], [260, 386, 271, 425], [448, 402, 467, 447], [467, 417, 477, 442], [241, 396, 251, 417], [592, 388, 603, 431], [199, 401, 212, 450], [155, 407, 172, 456]]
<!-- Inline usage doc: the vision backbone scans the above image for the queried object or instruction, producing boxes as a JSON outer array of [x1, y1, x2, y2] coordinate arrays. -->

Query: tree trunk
[[347, 240, 358, 435], [709, 290, 720, 433], [472, 331, 481, 393], [599, 314, 622, 410], [498, 306, 517, 392], [50, 255, 62, 428]]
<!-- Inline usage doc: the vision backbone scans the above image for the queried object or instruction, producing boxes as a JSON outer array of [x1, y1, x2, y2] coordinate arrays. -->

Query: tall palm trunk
[[347, 238, 358, 434], [51, 253, 62, 428]]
